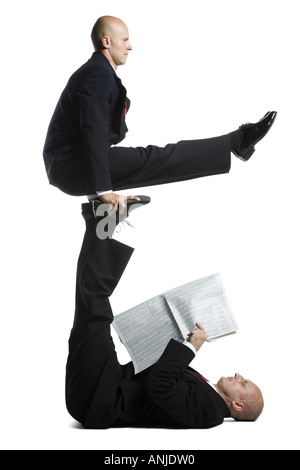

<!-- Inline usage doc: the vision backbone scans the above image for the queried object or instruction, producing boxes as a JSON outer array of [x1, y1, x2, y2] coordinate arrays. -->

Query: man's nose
[[127, 42, 133, 50], [235, 373, 244, 381]]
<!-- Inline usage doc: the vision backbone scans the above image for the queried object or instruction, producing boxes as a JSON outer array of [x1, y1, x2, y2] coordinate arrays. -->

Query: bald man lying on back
[[65, 217, 264, 429]]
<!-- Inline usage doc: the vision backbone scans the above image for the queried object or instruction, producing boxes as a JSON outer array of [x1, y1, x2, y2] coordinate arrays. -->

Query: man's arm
[[145, 325, 222, 428], [79, 72, 136, 209], [78, 90, 112, 194], [77, 67, 118, 194]]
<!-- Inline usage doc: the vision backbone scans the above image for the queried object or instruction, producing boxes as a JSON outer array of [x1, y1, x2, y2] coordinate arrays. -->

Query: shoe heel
[[243, 147, 255, 161], [235, 146, 255, 162]]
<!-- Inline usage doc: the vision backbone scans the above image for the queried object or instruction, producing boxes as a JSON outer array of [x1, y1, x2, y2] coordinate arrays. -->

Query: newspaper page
[[113, 295, 182, 374], [164, 273, 238, 341], [113, 273, 238, 373]]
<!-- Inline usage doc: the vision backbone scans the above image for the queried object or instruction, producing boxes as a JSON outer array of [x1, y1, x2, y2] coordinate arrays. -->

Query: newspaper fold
[[113, 273, 238, 374]]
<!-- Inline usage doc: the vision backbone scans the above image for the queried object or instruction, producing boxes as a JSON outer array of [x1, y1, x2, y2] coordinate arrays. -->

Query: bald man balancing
[[43, 16, 277, 213]]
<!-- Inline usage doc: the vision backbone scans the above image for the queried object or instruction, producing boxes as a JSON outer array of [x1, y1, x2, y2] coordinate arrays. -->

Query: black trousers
[[109, 134, 231, 191], [65, 205, 149, 428], [60, 134, 231, 195]]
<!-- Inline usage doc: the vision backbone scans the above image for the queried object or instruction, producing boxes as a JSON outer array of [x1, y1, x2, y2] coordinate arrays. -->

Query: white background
[[1, 0, 299, 450]]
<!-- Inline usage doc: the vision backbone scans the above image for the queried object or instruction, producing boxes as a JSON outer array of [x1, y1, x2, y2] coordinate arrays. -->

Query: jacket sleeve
[[146, 339, 224, 428], [77, 70, 114, 193]]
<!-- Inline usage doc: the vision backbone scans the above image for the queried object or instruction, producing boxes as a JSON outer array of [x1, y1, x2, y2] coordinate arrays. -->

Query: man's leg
[[109, 134, 231, 191], [108, 111, 277, 191], [65, 203, 135, 428]]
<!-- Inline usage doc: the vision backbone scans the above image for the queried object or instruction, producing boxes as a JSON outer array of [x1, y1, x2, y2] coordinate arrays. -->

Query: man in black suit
[[43, 16, 276, 213], [48, 15, 267, 429], [66, 203, 264, 429]]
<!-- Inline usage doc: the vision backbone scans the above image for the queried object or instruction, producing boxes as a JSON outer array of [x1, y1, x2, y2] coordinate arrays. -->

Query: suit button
[[91, 179, 96, 184]]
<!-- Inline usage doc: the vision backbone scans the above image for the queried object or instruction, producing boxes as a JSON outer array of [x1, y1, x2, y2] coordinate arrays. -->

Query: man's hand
[[186, 323, 207, 352], [99, 193, 140, 215]]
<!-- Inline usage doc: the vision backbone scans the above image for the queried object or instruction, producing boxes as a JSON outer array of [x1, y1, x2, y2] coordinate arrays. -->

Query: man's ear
[[102, 36, 111, 49], [231, 400, 245, 412]]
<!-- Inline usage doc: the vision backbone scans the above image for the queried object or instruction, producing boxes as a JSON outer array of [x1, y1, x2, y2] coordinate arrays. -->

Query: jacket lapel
[[185, 368, 213, 390], [185, 368, 230, 417], [91, 52, 130, 137], [113, 75, 129, 137]]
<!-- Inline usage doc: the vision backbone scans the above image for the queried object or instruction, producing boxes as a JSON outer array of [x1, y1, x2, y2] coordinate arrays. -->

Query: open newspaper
[[113, 273, 238, 374]]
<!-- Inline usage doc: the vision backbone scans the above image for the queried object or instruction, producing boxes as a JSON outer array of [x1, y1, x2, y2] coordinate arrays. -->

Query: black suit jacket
[[43, 52, 130, 195], [145, 339, 230, 428], [84, 338, 230, 429]]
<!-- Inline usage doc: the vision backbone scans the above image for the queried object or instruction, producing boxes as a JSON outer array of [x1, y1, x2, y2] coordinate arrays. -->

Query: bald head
[[91, 16, 127, 51], [216, 374, 264, 422], [91, 16, 132, 69], [233, 382, 264, 422]]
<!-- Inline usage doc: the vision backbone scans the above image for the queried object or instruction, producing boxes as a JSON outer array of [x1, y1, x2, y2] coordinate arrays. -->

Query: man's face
[[107, 21, 132, 68], [217, 373, 257, 401]]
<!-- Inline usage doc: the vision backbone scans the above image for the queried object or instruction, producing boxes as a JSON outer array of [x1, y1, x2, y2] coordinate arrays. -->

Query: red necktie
[[195, 372, 209, 382]]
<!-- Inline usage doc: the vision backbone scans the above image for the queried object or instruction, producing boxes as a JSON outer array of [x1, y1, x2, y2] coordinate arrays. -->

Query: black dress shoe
[[92, 195, 151, 223], [233, 111, 277, 161]]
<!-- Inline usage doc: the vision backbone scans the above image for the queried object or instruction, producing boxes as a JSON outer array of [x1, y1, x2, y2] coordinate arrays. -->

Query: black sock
[[230, 129, 243, 152]]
